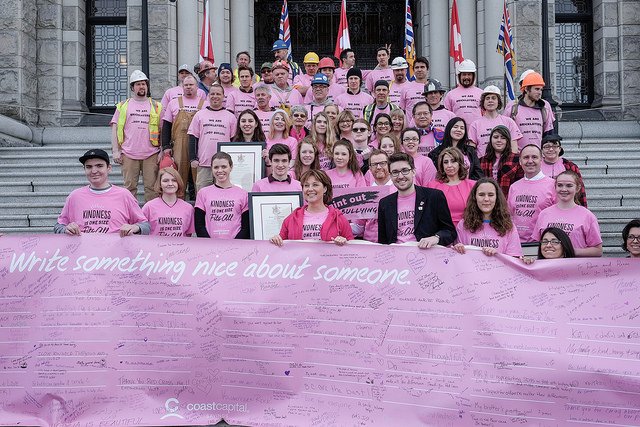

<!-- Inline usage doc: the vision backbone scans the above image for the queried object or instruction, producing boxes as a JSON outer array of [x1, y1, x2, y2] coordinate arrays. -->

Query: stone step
[[567, 154, 640, 166], [581, 173, 640, 186], [589, 206, 640, 219], [0, 214, 59, 228], [0, 227, 53, 234], [1, 180, 138, 193], [0, 192, 144, 207], [585, 194, 640, 208], [0, 202, 65, 216], [579, 164, 639, 175], [582, 184, 640, 196], [597, 218, 639, 234]]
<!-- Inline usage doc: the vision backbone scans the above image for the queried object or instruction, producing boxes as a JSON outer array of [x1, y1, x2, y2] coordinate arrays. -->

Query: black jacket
[[378, 185, 456, 245]]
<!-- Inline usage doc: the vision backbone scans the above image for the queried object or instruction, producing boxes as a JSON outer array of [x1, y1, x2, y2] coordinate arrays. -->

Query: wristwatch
[[433, 234, 440, 243]]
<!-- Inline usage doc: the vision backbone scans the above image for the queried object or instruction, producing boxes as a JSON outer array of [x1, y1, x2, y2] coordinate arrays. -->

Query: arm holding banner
[[194, 208, 210, 237]]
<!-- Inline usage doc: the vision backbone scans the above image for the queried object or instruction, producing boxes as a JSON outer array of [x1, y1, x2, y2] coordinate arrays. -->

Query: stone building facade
[[0, 0, 638, 127]]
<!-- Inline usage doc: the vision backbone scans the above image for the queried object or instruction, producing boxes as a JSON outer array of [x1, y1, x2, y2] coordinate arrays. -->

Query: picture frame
[[248, 191, 303, 240], [217, 142, 266, 191]]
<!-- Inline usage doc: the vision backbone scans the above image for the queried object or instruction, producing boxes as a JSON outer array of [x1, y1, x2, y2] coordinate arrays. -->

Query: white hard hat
[[456, 59, 477, 74], [130, 70, 148, 84], [519, 69, 535, 84], [483, 85, 501, 96], [391, 57, 409, 70]]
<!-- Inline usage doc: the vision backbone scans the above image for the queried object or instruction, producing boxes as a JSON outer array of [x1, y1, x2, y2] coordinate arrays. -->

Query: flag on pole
[[404, 0, 416, 81], [449, 0, 464, 70], [497, 0, 517, 101], [199, 0, 214, 63], [334, 0, 351, 62], [279, 0, 293, 60]]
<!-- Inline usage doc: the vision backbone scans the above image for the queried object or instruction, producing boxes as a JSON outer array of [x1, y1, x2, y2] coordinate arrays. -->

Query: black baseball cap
[[79, 149, 110, 165]]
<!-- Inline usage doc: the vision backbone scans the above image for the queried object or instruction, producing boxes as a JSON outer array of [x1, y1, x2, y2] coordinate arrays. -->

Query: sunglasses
[[352, 127, 369, 133]]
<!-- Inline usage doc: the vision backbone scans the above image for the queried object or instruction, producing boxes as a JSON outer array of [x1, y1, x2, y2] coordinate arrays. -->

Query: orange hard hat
[[521, 72, 545, 90]]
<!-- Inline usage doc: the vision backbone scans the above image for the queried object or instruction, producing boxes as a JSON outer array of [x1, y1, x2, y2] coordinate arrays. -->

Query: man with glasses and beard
[[378, 152, 456, 247]]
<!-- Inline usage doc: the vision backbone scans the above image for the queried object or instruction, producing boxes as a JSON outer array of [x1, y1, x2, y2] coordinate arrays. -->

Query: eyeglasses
[[541, 239, 561, 246], [627, 235, 640, 242], [371, 161, 388, 169], [352, 127, 368, 133], [542, 144, 560, 150], [414, 112, 430, 117], [292, 113, 306, 118], [376, 122, 391, 127], [402, 137, 419, 142], [390, 168, 413, 177]]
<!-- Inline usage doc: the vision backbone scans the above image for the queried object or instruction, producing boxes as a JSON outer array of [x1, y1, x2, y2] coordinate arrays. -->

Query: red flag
[[199, 0, 214, 63], [449, 0, 464, 69], [334, 0, 351, 63]]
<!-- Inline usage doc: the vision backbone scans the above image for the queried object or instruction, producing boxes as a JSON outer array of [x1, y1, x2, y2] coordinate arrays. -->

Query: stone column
[[513, 1, 542, 92], [428, 0, 449, 88], [61, 0, 87, 126], [457, 0, 477, 65], [0, 0, 37, 124], [483, 0, 504, 88], [37, 0, 64, 126], [210, 0, 228, 63], [177, 0, 199, 68], [619, 1, 639, 119], [230, 0, 250, 64]]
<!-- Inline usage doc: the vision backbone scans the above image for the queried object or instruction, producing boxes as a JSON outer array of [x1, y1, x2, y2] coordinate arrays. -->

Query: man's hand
[[120, 224, 140, 237], [65, 222, 81, 236], [417, 235, 439, 249]]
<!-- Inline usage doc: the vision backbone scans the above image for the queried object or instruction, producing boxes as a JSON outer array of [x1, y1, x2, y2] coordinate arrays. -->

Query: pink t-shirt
[[431, 107, 457, 130], [389, 80, 409, 106], [292, 73, 314, 89], [325, 169, 367, 190], [335, 91, 374, 119], [532, 204, 602, 249], [365, 68, 394, 93], [400, 81, 428, 121], [269, 87, 304, 110], [418, 132, 439, 156], [163, 95, 205, 122], [503, 100, 555, 150], [142, 197, 195, 237], [426, 179, 475, 226], [456, 220, 523, 257], [195, 185, 248, 239], [355, 181, 396, 242], [161, 85, 207, 111], [254, 109, 274, 137], [316, 143, 333, 171], [227, 90, 257, 116], [187, 107, 237, 168], [443, 86, 484, 125], [507, 176, 556, 242], [302, 208, 329, 240], [468, 115, 523, 157], [110, 98, 161, 160], [57, 186, 147, 234], [334, 67, 350, 87], [222, 86, 239, 110], [412, 154, 437, 186], [540, 160, 566, 179], [266, 136, 298, 159], [396, 192, 417, 243], [251, 176, 302, 193]]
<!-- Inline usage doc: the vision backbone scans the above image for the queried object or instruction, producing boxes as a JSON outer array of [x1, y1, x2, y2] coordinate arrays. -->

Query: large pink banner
[[1, 235, 639, 426]]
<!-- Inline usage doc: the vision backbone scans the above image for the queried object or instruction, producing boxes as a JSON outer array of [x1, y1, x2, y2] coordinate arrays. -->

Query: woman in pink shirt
[[270, 169, 353, 245], [324, 104, 341, 134], [142, 167, 195, 237], [291, 137, 320, 180], [401, 128, 437, 187], [522, 227, 576, 264], [336, 110, 355, 143], [452, 178, 522, 257], [390, 109, 407, 140], [326, 139, 367, 190], [532, 170, 602, 257], [290, 105, 309, 142], [379, 134, 402, 157], [369, 113, 392, 149], [427, 147, 476, 226], [621, 219, 640, 258], [266, 109, 298, 157], [310, 112, 336, 170], [231, 109, 267, 143]]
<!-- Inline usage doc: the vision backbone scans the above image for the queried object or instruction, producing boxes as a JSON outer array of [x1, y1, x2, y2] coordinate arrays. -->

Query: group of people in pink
[[53, 42, 639, 260]]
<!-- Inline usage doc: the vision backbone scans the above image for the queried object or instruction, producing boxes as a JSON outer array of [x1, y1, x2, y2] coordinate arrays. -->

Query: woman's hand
[[452, 243, 466, 254], [120, 224, 140, 237], [270, 235, 284, 247], [481, 247, 498, 256], [333, 236, 348, 246]]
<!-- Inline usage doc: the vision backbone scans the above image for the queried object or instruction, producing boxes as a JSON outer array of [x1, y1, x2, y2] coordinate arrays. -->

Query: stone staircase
[[0, 121, 638, 256]]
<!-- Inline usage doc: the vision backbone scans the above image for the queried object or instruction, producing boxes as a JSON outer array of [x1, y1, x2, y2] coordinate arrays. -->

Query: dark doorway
[[254, 0, 406, 70]]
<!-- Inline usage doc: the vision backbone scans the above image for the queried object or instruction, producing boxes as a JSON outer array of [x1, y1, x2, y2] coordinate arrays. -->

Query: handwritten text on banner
[[0, 235, 639, 426]]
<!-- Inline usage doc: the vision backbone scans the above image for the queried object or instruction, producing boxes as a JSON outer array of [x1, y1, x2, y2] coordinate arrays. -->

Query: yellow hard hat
[[303, 52, 320, 64]]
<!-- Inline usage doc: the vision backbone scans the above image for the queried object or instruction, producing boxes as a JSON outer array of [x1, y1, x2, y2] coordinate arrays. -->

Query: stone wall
[[620, 0, 640, 119]]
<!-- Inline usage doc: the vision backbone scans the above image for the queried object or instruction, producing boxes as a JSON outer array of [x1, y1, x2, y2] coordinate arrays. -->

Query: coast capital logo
[[160, 397, 185, 420]]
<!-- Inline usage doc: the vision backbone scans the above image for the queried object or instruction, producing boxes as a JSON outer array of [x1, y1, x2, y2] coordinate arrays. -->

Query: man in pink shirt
[[334, 48, 356, 87], [507, 144, 556, 242], [110, 70, 162, 202], [254, 84, 274, 137], [55, 149, 149, 236], [160, 64, 207, 111], [258, 62, 274, 86], [355, 150, 396, 242], [503, 71, 555, 150], [363, 80, 399, 124], [443, 59, 484, 125], [412, 102, 444, 156], [226, 66, 257, 116], [335, 68, 373, 119], [304, 57, 346, 103], [187, 84, 237, 192], [252, 144, 302, 193], [292, 52, 319, 97], [423, 79, 455, 129], [388, 57, 410, 106], [304, 73, 333, 126], [365, 46, 394, 93], [400, 57, 430, 121], [195, 60, 217, 95], [268, 60, 304, 113]]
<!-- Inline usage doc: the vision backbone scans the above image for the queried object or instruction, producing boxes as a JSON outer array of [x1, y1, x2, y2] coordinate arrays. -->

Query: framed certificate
[[248, 191, 303, 240], [217, 142, 266, 191]]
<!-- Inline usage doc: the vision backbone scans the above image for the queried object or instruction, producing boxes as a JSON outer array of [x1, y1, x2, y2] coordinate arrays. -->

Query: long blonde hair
[[268, 109, 292, 139], [310, 112, 336, 159]]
